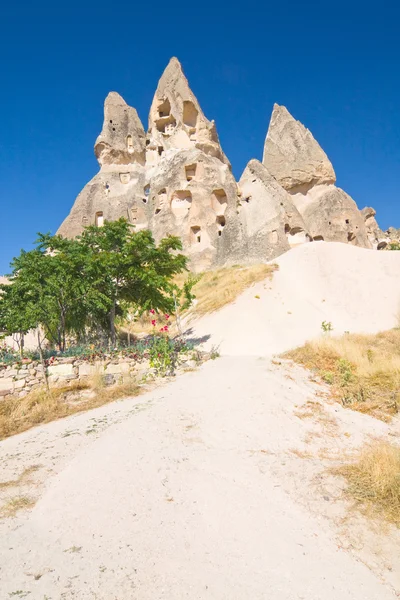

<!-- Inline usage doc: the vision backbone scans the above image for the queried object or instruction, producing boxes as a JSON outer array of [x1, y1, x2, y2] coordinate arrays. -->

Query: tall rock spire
[[146, 57, 230, 167], [95, 92, 146, 166], [263, 104, 336, 193]]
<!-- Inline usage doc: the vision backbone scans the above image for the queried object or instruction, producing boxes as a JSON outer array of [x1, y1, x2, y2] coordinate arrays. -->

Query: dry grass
[[122, 263, 278, 335], [336, 441, 400, 527], [0, 495, 36, 517], [178, 263, 278, 317], [0, 465, 41, 490], [286, 329, 400, 420], [0, 377, 141, 441]]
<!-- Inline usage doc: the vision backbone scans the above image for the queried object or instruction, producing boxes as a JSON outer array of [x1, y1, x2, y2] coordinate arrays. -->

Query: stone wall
[[0, 355, 156, 400]]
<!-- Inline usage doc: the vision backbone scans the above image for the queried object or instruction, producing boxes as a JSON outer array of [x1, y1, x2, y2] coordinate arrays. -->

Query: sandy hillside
[[187, 241, 400, 355], [1, 242, 400, 599]]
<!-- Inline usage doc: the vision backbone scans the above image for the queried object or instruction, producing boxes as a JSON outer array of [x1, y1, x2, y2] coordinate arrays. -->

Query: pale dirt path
[[1, 357, 399, 599]]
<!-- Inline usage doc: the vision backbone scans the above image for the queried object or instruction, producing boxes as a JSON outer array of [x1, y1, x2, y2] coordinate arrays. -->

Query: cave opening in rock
[[171, 191, 192, 218], [217, 215, 226, 237], [95, 212, 104, 227], [211, 189, 228, 215], [157, 97, 171, 118], [185, 164, 197, 181], [126, 135, 134, 151], [183, 101, 198, 128], [191, 226, 201, 244]]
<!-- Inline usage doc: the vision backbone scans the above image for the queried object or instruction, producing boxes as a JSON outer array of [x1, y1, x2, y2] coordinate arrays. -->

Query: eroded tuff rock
[[143, 147, 239, 272], [58, 58, 387, 269], [263, 105, 371, 249], [361, 207, 400, 249], [234, 160, 310, 263], [291, 185, 370, 246], [95, 92, 146, 166], [263, 104, 336, 193], [147, 57, 230, 168]]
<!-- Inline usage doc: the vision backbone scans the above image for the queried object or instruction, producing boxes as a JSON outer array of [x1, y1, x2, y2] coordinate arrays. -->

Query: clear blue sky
[[1, 0, 399, 274]]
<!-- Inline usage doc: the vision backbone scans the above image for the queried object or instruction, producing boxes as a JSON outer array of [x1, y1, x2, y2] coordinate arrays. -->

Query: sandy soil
[[1, 242, 400, 599], [188, 242, 400, 355]]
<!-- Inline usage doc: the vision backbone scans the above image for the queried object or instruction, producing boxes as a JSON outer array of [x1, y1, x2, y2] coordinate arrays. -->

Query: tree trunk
[[37, 329, 50, 394], [110, 300, 116, 347]]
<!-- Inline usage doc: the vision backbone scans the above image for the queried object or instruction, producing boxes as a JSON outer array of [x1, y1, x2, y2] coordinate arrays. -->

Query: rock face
[[263, 104, 371, 249], [234, 160, 310, 263], [361, 207, 400, 249], [59, 58, 384, 270], [58, 93, 147, 239], [263, 104, 336, 193]]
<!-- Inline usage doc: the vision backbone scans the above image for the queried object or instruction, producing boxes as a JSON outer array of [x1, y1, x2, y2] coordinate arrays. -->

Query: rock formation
[[262, 104, 371, 248], [361, 207, 400, 249], [59, 58, 388, 271]]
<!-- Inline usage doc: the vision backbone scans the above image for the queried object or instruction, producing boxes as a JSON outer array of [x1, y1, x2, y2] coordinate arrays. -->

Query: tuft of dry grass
[[336, 441, 400, 526], [286, 329, 400, 420], [0, 495, 36, 517], [0, 377, 141, 441], [0, 465, 41, 490], [121, 263, 278, 336]]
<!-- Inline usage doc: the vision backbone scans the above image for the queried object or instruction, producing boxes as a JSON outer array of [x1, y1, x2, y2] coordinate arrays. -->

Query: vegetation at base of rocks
[[386, 241, 400, 250], [175, 263, 278, 317], [119, 263, 278, 336], [285, 329, 400, 421], [0, 335, 194, 369], [0, 377, 142, 440], [0, 218, 190, 353], [335, 441, 400, 527]]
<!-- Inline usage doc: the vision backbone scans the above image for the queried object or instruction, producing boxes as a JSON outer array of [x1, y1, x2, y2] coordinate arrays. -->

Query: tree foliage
[[0, 219, 188, 350]]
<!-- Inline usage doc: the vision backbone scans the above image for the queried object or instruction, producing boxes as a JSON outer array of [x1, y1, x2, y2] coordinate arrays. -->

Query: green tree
[[79, 218, 187, 345], [0, 235, 96, 351], [0, 219, 188, 350]]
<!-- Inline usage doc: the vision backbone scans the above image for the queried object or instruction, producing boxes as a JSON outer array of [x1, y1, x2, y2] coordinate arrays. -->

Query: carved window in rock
[[183, 101, 198, 128], [185, 164, 197, 181], [285, 226, 307, 247], [144, 185, 150, 196], [313, 235, 324, 242], [95, 212, 104, 227], [191, 226, 201, 244], [120, 173, 130, 184], [211, 189, 228, 216], [171, 191, 192, 219], [157, 97, 171, 118], [130, 206, 138, 223], [126, 135, 134, 152], [216, 215, 226, 237], [164, 122, 176, 135], [155, 189, 167, 215], [82, 216, 89, 228], [268, 230, 278, 244]]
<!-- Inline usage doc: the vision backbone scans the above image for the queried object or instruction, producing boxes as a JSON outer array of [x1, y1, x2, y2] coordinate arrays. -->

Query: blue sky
[[1, 0, 399, 274]]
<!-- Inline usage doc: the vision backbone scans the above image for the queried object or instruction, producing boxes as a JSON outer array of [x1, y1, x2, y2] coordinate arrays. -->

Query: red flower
[[151, 319, 156, 327], [149, 309, 155, 315], [164, 314, 170, 320]]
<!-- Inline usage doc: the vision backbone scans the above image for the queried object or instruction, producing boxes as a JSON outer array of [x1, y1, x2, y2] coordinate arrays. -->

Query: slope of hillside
[[188, 242, 400, 356]]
